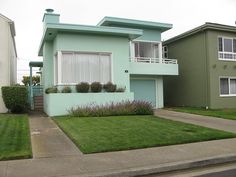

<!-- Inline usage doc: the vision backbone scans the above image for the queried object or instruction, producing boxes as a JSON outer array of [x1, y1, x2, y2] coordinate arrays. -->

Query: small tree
[[22, 75, 40, 86]]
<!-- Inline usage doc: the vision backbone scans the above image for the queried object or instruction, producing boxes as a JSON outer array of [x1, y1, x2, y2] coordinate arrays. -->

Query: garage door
[[130, 79, 156, 107]]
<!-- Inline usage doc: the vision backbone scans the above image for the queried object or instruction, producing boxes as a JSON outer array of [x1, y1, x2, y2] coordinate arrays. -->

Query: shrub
[[1, 86, 28, 113], [45, 87, 58, 94], [69, 100, 153, 117], [61, 86, 72, 93], [103, 82, 117, 92], [116, 87, 125, 92], [91, 82, 102, 93], [76, 82, 89, 93]]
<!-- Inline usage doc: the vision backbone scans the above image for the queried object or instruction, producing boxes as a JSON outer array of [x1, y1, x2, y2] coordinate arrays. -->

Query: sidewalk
[[1, 112, 236, 177], [155, 109, 236, 133]]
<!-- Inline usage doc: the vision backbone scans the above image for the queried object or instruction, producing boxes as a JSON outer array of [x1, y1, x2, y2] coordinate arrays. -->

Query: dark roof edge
[[163, 22, 236, 45]]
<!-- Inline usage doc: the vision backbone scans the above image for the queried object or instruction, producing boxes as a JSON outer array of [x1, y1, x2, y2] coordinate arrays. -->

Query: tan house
[[0, 14, 17, 112]]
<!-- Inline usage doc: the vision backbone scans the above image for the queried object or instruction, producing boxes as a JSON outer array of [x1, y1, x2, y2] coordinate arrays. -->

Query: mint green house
[[163, 23, 236, 109], [38, 9, 178, 116]]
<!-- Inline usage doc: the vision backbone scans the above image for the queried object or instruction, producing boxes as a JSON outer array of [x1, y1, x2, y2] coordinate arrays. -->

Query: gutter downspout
[[204, 30, 210, 109]]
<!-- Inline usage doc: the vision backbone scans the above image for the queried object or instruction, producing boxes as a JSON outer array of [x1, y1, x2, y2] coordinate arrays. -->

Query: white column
[[57, 51, 62, 84], [156, 76, 164, 108], [159, 42, 163, 63]]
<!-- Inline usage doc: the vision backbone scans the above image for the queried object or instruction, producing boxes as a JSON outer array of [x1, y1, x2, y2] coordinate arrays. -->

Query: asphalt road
[[143, 162, 236, 177], [197, 168, 236, 177]]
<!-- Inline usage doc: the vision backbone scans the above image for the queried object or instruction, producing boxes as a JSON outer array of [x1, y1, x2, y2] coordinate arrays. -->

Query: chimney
[[42, 9, 60, 27]]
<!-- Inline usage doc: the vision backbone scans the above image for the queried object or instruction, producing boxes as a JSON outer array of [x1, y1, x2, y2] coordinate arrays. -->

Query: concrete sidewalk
[[30, 112, 82, 158], [1, 112, 236, 177], [155, 109, 236, 133]]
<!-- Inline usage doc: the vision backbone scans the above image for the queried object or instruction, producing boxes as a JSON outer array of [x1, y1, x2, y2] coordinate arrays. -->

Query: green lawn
[[168, 107, 236, 121], [53, 115, 236, 154], [0, 114, 32, 160]]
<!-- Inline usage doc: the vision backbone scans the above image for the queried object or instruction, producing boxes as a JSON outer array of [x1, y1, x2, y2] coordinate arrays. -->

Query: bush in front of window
[[61, 86, 72, 93], [91, 82, 102, 93], [1, 86, 28, 113], [116, 87, 126, 92], [45, 87, 58, 94], [103, 82, 117, 92], [76, 82, 90, 93], [69, 100, 153, 117]]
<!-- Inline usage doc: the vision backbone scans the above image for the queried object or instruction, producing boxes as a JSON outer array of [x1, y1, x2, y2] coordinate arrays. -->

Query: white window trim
[[218, 36, 236, 61], [54, 51, 113, 85], [219, 76, 236, 97]]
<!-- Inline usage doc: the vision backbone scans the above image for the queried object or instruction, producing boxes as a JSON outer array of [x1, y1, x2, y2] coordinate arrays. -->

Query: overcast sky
[[1, 0, 236, 83]]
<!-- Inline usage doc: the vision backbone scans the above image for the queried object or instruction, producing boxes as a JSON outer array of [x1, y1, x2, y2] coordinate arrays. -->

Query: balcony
[[218, 51, 236, 61], [129, 57, 178, 75]]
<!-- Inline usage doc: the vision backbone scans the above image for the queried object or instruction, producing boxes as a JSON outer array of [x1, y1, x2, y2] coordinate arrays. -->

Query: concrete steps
[[34, 96, 43, 111]]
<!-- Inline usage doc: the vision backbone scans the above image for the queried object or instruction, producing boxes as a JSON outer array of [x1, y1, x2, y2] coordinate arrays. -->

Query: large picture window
[[220, 77, 236, 96], [218, 37, 236, 61], [55, 51, 111, 84]]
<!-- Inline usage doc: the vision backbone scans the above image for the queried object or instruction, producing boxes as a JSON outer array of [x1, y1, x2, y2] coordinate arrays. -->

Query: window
[[133, 42, 159, 58], [55, 51, 111, 84], [220, 77, 236, 96], [218, 37, 236, 60], [162, 46, 168, 58]]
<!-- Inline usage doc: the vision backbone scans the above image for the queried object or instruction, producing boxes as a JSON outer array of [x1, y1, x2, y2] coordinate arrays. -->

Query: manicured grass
[[0, 114, 32, 160], [168, 107, 236, 120], [53, 115, 236, 154]]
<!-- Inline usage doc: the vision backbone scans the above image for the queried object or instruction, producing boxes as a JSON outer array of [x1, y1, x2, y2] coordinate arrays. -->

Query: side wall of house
[[207, 30, 236, 108], [164, 32, 209, 108], [0, 17, 16, 112]]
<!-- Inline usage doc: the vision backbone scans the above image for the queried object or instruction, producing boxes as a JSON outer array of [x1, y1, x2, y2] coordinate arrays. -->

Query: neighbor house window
[[220, 77, 236, 96], [54, 51, 111, 84], [162, 46, 168, 58], [218, 37, 236, 60]]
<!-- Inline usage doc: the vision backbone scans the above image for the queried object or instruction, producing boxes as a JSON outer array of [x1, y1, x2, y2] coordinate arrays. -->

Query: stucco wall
[[164, 32, 209, 107], [43, 33, 130, 90], [44, 92, 134, 116]]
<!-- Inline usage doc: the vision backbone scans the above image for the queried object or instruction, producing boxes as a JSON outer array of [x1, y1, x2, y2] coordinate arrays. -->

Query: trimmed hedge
[[76, 82, 89, 93], [1, 86, 28, 113], [45, 87, 58, 94], [91, 82, 102, 93], [69, 101, 153, 117], [103, 82, 117, 92], [61, 86, 72, 93]]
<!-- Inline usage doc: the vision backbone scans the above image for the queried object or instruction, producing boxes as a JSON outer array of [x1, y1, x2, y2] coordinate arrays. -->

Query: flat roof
[[38, 23, 143, 56], [97, 16, 172, 32], [164, 22, 236, 45]]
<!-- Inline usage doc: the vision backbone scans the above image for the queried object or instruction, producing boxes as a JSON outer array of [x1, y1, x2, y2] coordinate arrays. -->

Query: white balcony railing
[[130, 57, 178, 64], [218, 52, 236, 61]]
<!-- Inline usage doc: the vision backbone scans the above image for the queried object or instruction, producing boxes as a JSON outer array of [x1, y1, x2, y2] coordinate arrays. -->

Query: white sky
[[1, 0, 236, 83]]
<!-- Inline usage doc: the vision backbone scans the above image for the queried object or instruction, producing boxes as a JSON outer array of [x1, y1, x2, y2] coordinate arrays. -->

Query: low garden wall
[[44, 92, 134, 116]]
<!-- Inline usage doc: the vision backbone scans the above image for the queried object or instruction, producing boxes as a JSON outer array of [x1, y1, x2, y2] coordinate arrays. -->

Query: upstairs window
[[134, 42, 159, 58], [218, 37, 236, 61], [55, 51, 111, 84]]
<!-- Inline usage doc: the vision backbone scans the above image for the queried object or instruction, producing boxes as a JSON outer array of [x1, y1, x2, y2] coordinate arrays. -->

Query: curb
[[81, 153, 236, 177]]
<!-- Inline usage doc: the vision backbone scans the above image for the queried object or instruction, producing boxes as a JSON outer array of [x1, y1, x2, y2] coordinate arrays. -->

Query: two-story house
[[163, 23, 236, 109], [0, 14, 17, 112], [38, 9, 178, 116]]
